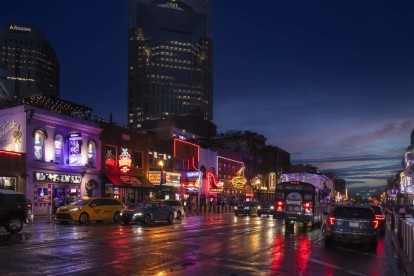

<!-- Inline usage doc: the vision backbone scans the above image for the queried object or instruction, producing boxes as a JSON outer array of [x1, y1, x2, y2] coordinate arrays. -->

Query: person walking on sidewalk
[[399, 205, 406, 220]]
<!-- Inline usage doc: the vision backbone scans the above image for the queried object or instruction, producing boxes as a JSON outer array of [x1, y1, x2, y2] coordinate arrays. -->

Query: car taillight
[[375, 215, 385, 220], [373, 220, 379, 229], [303, 202, 312, 213], [27, 203, 32, 208], [276, 201, 284, 211], [329, 216, 335, 225]]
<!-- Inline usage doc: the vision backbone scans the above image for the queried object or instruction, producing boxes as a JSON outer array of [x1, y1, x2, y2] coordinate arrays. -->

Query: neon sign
[[208, 171, 223, 192], [119, 148, 132, 173]]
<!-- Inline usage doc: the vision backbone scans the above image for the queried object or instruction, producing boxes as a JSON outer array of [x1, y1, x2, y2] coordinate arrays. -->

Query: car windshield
[[242, 201, 258, 207], [333, 207, 374, 219], [69, 199, 90, 206]]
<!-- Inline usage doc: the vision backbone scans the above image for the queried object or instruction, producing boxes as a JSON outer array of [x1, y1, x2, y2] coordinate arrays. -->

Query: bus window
[[304, 194, 313, 201]]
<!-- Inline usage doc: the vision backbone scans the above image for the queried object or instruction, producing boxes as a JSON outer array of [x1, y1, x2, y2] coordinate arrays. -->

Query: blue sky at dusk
[[2, 1, 414, 192]]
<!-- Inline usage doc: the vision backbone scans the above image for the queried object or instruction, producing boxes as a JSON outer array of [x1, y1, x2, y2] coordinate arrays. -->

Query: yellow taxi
[[55, 197, 124, 224]]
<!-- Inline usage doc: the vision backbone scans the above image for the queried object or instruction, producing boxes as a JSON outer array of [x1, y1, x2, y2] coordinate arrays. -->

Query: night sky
[[3, 1, 414, 192]]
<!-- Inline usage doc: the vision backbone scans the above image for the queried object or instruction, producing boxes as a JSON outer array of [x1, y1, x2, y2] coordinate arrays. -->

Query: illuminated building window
[[54, 134, 64, 164], [33, 129, 46, 161], [87, 141, 97, 167]]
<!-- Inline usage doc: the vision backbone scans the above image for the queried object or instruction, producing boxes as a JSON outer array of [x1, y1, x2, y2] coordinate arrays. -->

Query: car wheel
[[79, 212, 90, 224], [113, 212, 121, 223], [168, 213, 174, 223], [177, 211, 182, 219], [5, 216, 23, 233], [144, 215, 152, 224]]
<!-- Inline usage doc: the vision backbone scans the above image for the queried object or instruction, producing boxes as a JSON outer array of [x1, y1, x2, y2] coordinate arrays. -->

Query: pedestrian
[[399, 205, 406, 220], [53, 196, 60, 214]]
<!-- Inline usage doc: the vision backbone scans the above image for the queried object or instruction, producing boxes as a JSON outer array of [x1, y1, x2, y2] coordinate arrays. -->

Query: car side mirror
[[90, 204, 97, 207]]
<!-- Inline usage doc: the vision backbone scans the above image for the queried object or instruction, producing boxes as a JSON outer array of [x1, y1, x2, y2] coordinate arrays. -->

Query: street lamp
[[158, 160, 164, 199]]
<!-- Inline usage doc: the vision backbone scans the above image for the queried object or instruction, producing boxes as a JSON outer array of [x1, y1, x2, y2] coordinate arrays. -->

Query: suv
[[163, 199, 184, 219], [235, 201, 259, 216], [370, 204, 386, 236], [0, 189, 29, 233], [258, 201, 274, 217], [322, 204, 379, 251]]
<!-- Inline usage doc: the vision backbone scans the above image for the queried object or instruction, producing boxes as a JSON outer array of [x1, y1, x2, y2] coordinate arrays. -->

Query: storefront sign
[[120, 175, 142, 186], [69, 132, 82, 165], [0, 119, 23, 152], [119, 148, 132, 173], [147, 171, 161, 184], [208, 172, 223, 192], [105, 145, 116, 166], [165, 172, 181, 186], [33, 172, 82, 184]]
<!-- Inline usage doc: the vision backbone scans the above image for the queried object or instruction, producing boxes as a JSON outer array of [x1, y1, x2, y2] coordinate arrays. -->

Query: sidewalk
[[387, 213, 414, 276]]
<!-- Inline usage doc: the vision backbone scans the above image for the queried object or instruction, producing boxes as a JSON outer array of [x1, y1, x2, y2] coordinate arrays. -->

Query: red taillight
[[375, 215, 385, 220], [27, 204, 32, 208], [329, 216, 335, 225], [373, 220, 379, 229], [277, 201, 283, 206], [304, 202, 310, 208]]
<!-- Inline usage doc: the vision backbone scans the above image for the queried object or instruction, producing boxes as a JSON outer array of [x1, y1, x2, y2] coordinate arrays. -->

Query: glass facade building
[[128, 0, 212, 129], [0, 23, 60, 99]]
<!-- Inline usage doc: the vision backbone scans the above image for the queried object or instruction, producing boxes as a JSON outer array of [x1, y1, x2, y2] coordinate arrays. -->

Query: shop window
[[87, 141, 97, 167], [134, 151, 143, 169], [33, 129, 46, 161], [54, 134, 64, 164]]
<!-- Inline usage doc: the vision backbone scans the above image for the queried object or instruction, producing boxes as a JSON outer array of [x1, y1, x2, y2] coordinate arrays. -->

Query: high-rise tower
[[128, 0, 212, 129], [0, 23, 60, 99]]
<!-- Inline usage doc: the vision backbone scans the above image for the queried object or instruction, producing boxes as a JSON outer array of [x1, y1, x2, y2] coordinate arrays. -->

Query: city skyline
[[2, 1, 414, 191]]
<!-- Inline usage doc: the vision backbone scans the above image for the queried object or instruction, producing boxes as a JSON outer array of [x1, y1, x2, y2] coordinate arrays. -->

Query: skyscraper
[[0, 23, 60, 99], [128, 0, 213, 129]]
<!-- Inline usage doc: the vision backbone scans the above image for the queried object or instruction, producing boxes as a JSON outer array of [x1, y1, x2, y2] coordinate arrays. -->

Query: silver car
[[163, 199, 185, 219]]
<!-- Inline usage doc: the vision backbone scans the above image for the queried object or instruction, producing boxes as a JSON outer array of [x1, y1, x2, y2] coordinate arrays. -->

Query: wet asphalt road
[[0, 213, 404, 276]]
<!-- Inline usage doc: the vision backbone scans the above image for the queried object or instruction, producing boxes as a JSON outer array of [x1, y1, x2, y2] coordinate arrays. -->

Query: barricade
[[395, 214, 414, 263]]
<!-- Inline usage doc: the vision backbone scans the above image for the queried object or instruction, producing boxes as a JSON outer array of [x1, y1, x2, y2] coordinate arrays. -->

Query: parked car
[[322, 204, 379, 251], [0, 189, 30, 233], [163, 199, 184, 219], [258, 201, 274, 217], [55, 197, 124, 224], [120, 201, 175, 225], [370, 204, 386, 236], [234, 201, 259, 216]]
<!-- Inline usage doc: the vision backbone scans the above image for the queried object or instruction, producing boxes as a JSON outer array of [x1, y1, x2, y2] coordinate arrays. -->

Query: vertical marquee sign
[[69, 132, 82, 165], [105, 145, 117, 166], [119, 148, 132, 173]]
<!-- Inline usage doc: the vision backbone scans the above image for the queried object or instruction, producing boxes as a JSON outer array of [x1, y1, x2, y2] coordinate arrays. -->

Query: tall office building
[[128, 0, 213, 129], [0, 23, 59, 99]]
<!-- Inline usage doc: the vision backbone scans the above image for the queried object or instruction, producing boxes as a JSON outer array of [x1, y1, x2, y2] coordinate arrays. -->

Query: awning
[[104, 174, 153, 188]]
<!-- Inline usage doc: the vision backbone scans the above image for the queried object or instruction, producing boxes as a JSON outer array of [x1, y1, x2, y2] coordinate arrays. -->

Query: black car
[[258, 201, 274, 217], [0, 189, 29, 233], [121, 202, 175, 225], [322, 204, 379, 251], [234, 201, 259, 216], [370, 204, 386, 236]]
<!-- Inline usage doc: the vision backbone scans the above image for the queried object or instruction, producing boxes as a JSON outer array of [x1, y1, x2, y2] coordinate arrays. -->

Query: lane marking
[[309, 258, 366, 275]]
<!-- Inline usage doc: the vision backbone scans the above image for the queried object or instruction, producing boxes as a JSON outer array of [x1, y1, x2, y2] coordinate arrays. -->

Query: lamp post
[[158, 160, 164, 199], [255, 177, 261, 202]]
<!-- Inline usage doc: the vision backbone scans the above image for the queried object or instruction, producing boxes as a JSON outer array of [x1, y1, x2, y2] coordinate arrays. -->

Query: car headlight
[[258, 206, 261, 209], [69, 207, 80, 212], [270, 206, 274, 210], [133, 212, 144, 217], [234, 207, 238, 210]]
